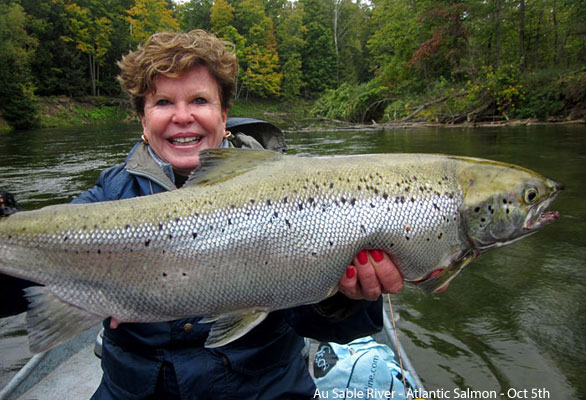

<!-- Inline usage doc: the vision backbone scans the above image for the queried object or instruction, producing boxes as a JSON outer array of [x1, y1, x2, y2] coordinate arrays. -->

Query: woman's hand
[[339, 250, 404, 301]]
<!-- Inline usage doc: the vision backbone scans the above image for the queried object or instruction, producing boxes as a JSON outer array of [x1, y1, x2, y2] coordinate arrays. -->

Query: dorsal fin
[[185, 148, 283, 186]]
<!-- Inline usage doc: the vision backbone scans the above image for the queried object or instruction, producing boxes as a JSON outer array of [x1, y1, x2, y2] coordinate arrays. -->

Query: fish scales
[[0, 150, 562, 352]]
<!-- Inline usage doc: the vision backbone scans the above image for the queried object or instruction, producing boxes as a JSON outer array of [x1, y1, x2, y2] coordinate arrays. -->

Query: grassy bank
[[0, 97, 316, 132]]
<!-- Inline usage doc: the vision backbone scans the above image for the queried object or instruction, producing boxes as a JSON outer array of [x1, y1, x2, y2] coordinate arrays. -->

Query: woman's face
[[141, 64, 227, 176]]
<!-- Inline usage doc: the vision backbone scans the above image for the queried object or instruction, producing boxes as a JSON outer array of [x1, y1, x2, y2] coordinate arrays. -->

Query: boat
[[0, 307, 424, 399]]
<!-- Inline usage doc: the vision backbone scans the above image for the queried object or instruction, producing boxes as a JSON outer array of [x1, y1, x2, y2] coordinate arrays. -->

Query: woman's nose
[[172, 102, 195, 124]]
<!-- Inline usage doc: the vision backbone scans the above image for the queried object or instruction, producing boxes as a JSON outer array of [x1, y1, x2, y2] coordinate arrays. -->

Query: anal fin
[[24, 286, 104, 353], [203, 309, 268, 348]]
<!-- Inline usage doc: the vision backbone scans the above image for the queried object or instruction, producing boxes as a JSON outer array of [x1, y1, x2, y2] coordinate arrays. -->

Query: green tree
[[0, 2, 40, 130], [277, 5, 306, 98], [126, 0, 179, 46], [299, 0, 336, 96], [177, 0, 213, 31], [60, 1, 113, 96], [366, 0, 422, 89]]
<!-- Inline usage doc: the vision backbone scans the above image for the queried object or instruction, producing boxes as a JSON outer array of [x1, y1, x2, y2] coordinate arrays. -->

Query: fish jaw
[[458, 161, 563, 253]]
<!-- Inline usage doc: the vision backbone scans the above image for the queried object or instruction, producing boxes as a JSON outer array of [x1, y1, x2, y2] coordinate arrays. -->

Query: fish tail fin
[[24, 286, 103, 353], [203, 309, 269, 348]]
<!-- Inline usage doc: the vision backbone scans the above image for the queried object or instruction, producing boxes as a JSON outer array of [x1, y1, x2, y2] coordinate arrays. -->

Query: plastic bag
[[312, 336, 418, 399]]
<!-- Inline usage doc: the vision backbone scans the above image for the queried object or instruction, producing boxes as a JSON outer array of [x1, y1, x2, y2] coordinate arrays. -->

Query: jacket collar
[[124, 139, 232, 191], [125, 141, 176, 191]]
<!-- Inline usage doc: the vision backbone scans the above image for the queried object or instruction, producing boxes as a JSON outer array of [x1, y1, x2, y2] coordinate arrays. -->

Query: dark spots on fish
[[474, 207, 480, 213], [266, 200, 272, 206], [192, 232, 198, 239], [159, 223, 164, 231], [341, 197, 346, 204], [309, 197, 315, 205], [298, 203, 304, 211], [283, 197, 288, 204], [382, 193, 388, 200], [182, 272, 187, 276], [230, 205, 236, 209], [405, 226, 411, 233], [285, 219, 291, 228], [125, 224, 130, 230], [329, 241, 334, 246], [228, 218, 233, 225], [63, 236, 68, 242], [481, 218, 486, 222], [370, 203, 376, 208], [162, 272, 167, 277], [82, 225, 87, 230], [250, 199, 255, 205], [405, 236, 410, 241], [350, 198, 356, 206], [411, 197, 416, 203], [426, 238, 430, 241], [503, 199, 508, 204], [506, 208, 510, 214], [311, 252, 317, 257], [209, 225, 214, 230], [357, 185, 362, 191], [433, 203, 440, 211], [329, 183, 334, 189], [438, 232, 443, 239], [175, 218, 181, 223], [168, 234, 173, 240], [360, 224, 366, 233], [145, 240, 151, 247], [97, 249, 101, 254]]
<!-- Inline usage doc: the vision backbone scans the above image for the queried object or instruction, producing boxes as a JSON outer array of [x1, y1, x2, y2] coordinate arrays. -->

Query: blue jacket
[[74, 122, 382, 399]]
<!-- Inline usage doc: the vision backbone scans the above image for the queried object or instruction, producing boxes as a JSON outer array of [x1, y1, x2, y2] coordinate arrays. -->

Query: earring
[[224, 130, 233, 141], [141, 134, 149, 144]]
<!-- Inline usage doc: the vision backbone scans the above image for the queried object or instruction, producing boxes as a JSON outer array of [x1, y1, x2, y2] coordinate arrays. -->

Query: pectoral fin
[[24, 286, 104, 353], [417, 250, 478, 294], [202, 309, 269, 348]]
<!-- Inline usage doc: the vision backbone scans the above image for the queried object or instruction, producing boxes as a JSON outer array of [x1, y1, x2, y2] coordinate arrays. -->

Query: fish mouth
[[524, 182, 562, 230]]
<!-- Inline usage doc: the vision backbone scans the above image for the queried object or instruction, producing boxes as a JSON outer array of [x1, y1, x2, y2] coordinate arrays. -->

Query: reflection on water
[[0, 123, 585, 397]]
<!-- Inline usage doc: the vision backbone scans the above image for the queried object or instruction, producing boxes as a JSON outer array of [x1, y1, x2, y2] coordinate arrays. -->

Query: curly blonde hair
[[117, 30, 238, 115]]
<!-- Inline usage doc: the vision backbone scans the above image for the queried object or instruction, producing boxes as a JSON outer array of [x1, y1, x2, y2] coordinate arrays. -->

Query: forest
[[0, 0, 585, 130]]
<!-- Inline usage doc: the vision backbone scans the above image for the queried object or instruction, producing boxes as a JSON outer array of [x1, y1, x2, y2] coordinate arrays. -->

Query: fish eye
[[523, 187, 538, 204]]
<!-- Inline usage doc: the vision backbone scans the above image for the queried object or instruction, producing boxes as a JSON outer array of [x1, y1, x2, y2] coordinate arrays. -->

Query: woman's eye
[[156, 99, 170, 106], [193, 97, 207, 104]]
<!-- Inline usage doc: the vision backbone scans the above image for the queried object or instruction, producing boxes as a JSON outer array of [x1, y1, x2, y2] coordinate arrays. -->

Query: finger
[[369, 250, 404, 294], [353, 250, 382, 301], [109, 317, 120, 329], [338, 266, 362, 300]]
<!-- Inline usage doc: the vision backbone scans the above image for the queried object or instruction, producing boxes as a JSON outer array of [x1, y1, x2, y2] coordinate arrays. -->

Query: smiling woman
[[141, 65, 228, 176]]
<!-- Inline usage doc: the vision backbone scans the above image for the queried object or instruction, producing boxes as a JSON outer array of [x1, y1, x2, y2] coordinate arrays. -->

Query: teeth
[[171, 137, 201, 144]]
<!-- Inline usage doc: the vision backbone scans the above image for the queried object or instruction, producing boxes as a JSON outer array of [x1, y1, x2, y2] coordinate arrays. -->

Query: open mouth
[[169, 136, 202, 145]]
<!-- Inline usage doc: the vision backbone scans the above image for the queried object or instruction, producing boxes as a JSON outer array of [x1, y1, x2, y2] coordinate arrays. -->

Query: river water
[[0, 122, 585, 398]]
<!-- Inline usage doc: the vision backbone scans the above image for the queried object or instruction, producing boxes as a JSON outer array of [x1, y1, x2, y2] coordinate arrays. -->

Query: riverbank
[[0, 95, 583, 132], [0, 97, 316, 132]]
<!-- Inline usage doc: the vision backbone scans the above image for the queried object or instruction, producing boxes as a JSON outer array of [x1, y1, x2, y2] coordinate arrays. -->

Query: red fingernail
[[371, 250, 384, 262], [357, 250, 368, 265], [346, 267, 356, 279]]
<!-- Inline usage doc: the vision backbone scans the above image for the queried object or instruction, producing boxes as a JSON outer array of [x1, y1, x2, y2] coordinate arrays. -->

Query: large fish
[[0, 149, 562, 353]]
